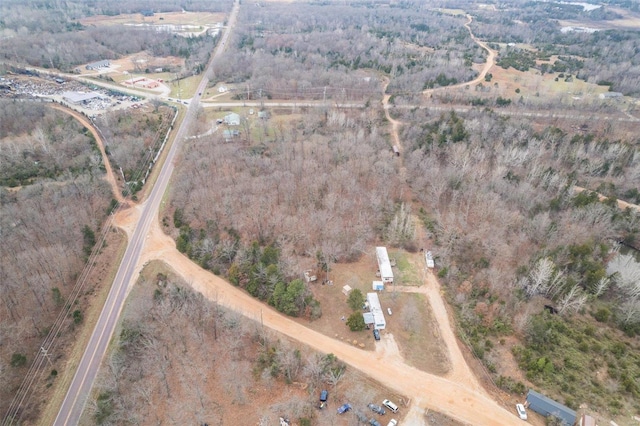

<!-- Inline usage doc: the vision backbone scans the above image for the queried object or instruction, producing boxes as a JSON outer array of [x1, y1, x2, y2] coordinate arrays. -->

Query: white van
[[382, 399, 398, 413]]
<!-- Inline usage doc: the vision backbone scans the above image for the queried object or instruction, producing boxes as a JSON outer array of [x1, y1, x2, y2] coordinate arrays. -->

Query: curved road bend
[[150, 242, 522, 426], [53, 2, 240, 424]]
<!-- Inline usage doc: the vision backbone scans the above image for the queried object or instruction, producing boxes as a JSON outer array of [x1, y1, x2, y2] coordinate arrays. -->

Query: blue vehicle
[[337, 403, 352, 414], [319, 390, 328, 409]]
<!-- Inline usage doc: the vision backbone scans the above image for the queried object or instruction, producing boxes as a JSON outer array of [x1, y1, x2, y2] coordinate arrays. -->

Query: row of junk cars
[[280, 391, 400, 426], [324, 390, 400, 426]]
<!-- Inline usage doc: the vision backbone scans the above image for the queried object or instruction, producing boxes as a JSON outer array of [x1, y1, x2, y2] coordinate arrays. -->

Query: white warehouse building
[[376, 247, 393, 283], [366, 292, 386, 330]]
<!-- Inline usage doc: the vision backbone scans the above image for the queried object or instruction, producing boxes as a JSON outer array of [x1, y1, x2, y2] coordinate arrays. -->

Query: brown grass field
[[80, 11, 225, 28]]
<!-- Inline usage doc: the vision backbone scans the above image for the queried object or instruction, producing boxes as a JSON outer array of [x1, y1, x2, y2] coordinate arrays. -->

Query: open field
[[80, 11, 225, 30], [435, 8, 466, 16], [169, 75, 202, 99]]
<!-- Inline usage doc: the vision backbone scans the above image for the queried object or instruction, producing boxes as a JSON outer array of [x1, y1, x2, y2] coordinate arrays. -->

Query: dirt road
[[48, 104, 125, 204], [394, 283, 483, 392], [574, 186, 640, 213], [382, 78, 403, 150], [422, 14, 497, 96], [123, 216, 521, 425]]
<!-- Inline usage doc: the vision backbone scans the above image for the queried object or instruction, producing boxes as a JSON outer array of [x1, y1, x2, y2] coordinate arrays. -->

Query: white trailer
[[376, 247, 394, 284], [366, 292, 386, 330], [425, 251, 435, 269]]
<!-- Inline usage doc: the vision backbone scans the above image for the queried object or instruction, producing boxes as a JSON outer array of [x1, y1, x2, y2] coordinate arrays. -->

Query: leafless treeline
[[170, 107, 403, 275], [88, 272, 347, 425], [0, 100, 104, 186], [0, 102, 112, 418], [399, 106, 639, 323], [96, 106, 174, 184], [212, 1, 481, 98]]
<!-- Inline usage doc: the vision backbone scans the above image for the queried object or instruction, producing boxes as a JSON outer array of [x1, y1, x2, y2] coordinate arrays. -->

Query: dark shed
[[526, 389, 576, 426]]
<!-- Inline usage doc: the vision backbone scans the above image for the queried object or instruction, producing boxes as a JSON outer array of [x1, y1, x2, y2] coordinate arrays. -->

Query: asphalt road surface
[[52, 2, 240, 424]]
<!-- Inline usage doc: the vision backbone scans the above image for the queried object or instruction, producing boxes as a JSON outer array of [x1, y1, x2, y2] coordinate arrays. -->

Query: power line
[[2, 106, 178, 426]]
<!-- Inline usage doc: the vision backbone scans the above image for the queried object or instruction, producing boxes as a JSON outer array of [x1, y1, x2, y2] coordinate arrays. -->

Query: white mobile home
[[425, 251, 435, 268], [376, 247, 393, 283], [366, 292, 386, 330]]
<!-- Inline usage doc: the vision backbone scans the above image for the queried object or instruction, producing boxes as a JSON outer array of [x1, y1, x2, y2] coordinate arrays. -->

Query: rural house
[[224, 112, 240, 126]]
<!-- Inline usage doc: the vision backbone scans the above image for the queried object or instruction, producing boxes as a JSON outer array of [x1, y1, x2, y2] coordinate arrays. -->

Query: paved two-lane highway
[[53, 2, 240, 424]]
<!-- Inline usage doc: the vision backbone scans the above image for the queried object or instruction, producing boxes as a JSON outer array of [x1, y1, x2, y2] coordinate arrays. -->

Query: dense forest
[[212, 2, 482, 97], [170, 0, 640, 418], [0, 100, 114, 419]]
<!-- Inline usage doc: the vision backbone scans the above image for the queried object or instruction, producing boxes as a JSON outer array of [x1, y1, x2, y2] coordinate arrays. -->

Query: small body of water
[[557, 1, 602, 11], [561, 26, 600, 33], [537, 1, 603, 12]]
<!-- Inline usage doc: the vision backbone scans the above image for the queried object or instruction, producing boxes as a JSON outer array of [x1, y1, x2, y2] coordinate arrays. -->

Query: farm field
[[80, 11, 225, 32]]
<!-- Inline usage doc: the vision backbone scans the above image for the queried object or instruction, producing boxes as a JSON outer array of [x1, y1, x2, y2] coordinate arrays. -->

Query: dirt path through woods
[[422, 14, 497, 96], [48, 104, 125, 204]]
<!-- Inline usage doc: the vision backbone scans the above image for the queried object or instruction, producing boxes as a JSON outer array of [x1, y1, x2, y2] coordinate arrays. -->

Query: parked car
[[368, 419, 382, 426], [368, 403, 386, 415], [337, 403, 352, 414], [382, 399, 398, 413], [516, 403, 527, 420], [387, 420, 398, 426], [373, 329, 380, 341], [355, 411, 368, 423], [319, 389, 328, 409], [387, 307, 392, 315]]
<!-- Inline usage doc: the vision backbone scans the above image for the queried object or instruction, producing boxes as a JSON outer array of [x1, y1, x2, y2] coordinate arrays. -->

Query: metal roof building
[[526, 389, 576, 426], [376, 247, 393, 283], [86, 60, 110, 70], [62, 91, 104, 104]]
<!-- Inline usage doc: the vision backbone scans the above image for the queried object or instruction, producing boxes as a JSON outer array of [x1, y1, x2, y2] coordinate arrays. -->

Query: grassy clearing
[[389, 250, 422, 286], [385, 292, 450, 375], [436, 8, 466, 15], [169, 75, 201, 99], [80, 11, 225, 27]]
